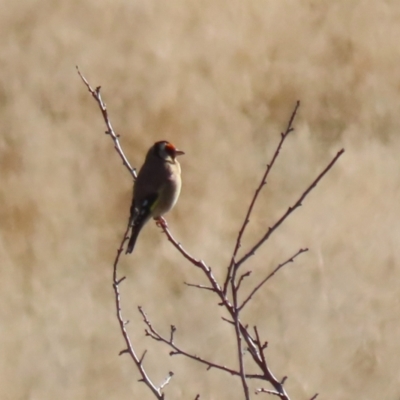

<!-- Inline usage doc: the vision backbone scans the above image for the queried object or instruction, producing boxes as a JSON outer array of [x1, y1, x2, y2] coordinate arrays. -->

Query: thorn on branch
[[261, 342, 268, 351], [139, 350, 147, 364], [115, 276, 126, 285], [237, 270, 252, 291], [310, 394, 319, 400], [119, 349, 129, 356], [280, 376, 287, 385], [221, 317, 234, 325], [170, 325, 176, 342]]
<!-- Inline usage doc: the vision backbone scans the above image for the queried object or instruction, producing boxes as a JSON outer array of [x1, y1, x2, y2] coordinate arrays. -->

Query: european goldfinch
[[126, 140, 184, 254]]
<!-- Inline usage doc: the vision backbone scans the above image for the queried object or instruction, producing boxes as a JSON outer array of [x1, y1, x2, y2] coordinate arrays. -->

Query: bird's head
[[154, 140, 185, 162]]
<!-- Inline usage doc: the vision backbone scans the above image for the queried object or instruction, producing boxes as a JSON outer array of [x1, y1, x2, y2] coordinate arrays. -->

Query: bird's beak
[[175, 149, 185, 156]]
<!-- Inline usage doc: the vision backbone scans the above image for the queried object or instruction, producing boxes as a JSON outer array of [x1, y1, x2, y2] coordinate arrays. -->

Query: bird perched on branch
[[126, 140, 184, 254]]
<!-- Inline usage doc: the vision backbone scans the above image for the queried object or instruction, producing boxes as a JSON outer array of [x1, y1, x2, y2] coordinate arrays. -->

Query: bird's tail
[[126, 224, 142, 254]]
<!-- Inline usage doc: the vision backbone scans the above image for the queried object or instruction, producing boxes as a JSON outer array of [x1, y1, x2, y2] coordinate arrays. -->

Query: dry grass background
[[1, 0, 400, 399]]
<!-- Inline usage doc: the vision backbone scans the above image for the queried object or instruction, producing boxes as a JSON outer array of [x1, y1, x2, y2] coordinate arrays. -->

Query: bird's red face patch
[[165, 142, 176, 155]]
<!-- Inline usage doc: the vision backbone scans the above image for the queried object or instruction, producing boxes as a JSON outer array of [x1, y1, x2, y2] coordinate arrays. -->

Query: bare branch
[[170, 325, 176, 343], [221, 317, 234, 325], [238, 325, 291, 400], [139, 350, 148, 364], [76, 66, 136, 179], [158, 224, 235, 312], [239, 248, 308, 310], [236, 271, 252, 291], [232, 286, 250, 400], [236, 148, 345, 269], [184, 282, 215, 292], [111, 225, 164, 399], [158, 227, 293, 398], [116, 276, 126, 285], [138, 307, 264, 380], [255, 388, 281, 396], [254, 327, 268, 374], [224, 101, 300, 295]]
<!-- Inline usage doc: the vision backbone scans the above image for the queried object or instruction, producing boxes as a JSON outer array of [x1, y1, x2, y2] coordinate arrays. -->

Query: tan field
[[1, 1, 400, 399]]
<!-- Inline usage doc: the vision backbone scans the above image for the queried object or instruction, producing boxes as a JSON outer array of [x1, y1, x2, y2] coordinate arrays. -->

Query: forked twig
[[235, 148, 344, 270], [232, 283, 250, 400], [138, 307, 263, 380], [112, 225, 165, 399], [224, 101, 300, 294]]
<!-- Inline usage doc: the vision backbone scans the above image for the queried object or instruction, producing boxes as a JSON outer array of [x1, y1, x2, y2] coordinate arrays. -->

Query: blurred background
[[1, 0, 400, 399]]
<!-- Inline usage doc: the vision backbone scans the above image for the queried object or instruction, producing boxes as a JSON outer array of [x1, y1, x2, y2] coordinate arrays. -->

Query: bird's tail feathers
[[126, 224, 142, 254]]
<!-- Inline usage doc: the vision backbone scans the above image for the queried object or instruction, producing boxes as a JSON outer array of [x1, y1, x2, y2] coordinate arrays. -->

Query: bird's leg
[[155, 216, 168, 229]]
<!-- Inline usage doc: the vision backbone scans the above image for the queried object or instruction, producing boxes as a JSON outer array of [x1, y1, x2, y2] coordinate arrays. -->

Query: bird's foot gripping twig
[[155, 217, 168, 229]]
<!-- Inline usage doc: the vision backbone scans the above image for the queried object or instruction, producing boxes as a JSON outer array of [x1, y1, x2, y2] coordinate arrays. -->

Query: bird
[[126, 140, 184, 254]]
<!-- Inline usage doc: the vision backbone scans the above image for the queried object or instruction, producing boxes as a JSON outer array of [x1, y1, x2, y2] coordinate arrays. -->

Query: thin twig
[[184, 282, 215, 292], [236, 148, 345, 269], [76, 66, 136, 179], [112, 226, 164, 399], [138, 307, 264, 380], [236, 271, 252, 291], [310, 394, 319, 400], [232, 287, 250, 400], [239, 248, 308, 310], [255, 388, 281, 396], [224, 101, 300, 295], [254, 327, 269, 376], [159, 224, 234, 311]]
